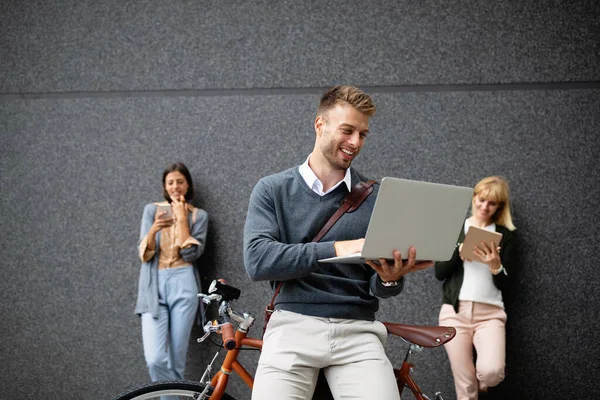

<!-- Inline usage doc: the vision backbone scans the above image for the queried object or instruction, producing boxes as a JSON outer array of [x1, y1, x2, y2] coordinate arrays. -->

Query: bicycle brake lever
[[197, 329, 212, 343], [198, 293, 222, 304], [198, 320, 221, 343], [197, 320, 236, 350]]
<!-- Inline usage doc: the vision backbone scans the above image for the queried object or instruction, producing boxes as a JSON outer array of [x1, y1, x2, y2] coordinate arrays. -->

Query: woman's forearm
[[177, 218, 191, 245], [146, 226, 158, 250]]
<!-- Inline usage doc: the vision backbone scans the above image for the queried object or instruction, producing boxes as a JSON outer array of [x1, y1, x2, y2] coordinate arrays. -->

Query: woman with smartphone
[[134, 162, 208, 390], [434, 176, 517, 400]]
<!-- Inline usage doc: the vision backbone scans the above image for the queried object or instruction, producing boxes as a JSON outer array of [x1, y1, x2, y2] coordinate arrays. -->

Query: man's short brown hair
[[317, 85, 376, 117]]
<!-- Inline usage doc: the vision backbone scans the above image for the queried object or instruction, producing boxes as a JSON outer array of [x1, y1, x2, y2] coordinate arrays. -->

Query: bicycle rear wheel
[[111, 380, 236, 400]]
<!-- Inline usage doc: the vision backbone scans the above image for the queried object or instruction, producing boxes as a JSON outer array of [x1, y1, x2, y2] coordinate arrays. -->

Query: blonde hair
[[317, 85, 376, 117], [472, 176, 516, 231]]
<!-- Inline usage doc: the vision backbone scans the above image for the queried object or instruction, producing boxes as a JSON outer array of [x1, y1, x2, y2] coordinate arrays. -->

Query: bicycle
[[112, 279, 456, 400]]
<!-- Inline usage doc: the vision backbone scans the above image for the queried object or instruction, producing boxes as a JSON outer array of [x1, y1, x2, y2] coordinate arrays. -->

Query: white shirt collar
[[299, 154, 352, 196]]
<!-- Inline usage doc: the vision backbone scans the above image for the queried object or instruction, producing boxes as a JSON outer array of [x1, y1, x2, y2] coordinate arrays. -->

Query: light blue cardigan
[[135, 202, 209, 318]]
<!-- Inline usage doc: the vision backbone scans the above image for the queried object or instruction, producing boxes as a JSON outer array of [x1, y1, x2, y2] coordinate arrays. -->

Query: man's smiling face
[[316, 103, 370, 171]]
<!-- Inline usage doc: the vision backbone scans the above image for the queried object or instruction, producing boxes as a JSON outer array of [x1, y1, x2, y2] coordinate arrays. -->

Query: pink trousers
[[439, 301, 507, 400]]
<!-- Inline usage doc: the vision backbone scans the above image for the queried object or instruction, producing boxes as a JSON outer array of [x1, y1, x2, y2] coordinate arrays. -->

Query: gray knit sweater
[[243, 166, 404, 321]]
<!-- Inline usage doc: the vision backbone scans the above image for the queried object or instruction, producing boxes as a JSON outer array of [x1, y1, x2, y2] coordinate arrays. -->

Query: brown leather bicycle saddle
[[382, 322, 455, 347]]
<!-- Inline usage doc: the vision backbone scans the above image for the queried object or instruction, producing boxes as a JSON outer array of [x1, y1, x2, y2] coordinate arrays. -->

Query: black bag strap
[[266, 179, 376, 310]]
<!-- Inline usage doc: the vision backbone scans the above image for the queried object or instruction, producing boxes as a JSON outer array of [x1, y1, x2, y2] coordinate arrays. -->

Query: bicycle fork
[[396, 344, 445, 400]]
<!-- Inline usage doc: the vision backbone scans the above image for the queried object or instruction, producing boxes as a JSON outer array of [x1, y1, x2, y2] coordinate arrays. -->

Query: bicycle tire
[[111, 380, 236, 400]]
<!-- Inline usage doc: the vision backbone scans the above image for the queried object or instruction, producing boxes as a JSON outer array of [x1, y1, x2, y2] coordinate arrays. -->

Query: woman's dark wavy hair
[[162, 162, 194, 202]]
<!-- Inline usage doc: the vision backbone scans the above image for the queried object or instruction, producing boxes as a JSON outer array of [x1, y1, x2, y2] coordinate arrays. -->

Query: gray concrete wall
[[1, 1, 599, 399]]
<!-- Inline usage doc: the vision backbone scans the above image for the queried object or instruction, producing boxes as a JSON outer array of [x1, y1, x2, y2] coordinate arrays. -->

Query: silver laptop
[[318, 177, 473, 264]]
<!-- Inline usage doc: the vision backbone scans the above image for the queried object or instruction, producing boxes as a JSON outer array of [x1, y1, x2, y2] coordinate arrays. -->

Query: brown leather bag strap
[[268, 282, 284, 310], [267, 179, 377, 309], [312, 179, 376, 242]]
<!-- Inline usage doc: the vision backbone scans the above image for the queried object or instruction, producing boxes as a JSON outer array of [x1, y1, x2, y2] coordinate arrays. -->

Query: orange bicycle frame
[[209, 328, 263, 399]]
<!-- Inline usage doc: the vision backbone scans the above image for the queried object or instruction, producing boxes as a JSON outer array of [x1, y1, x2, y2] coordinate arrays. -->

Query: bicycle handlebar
[[220, 323, 237, 350], [197, 280, 256, 350]]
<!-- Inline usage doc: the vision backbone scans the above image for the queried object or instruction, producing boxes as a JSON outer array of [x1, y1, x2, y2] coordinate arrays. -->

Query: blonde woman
[[435, 176, 517, 400]]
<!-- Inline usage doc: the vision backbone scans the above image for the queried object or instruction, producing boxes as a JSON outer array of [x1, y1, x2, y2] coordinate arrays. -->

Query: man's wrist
[[380, 276, 402, 287]]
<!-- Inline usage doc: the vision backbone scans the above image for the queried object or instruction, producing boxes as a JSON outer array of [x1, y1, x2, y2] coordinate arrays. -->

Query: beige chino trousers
[[251, 310, 400, 400]]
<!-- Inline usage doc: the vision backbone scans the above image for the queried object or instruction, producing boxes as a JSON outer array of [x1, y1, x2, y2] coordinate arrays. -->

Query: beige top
[[139, 202, 200, 269]]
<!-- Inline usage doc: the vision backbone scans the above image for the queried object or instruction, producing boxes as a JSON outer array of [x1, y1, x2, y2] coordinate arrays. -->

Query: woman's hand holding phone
[[152, 205, 175, 232]]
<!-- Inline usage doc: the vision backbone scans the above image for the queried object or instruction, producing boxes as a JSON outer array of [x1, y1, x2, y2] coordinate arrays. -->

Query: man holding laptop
[[243, 85, 440, 399]]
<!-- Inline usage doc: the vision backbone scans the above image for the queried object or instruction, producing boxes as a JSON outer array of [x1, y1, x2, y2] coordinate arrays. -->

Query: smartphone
[[157, 204, 173, 219]]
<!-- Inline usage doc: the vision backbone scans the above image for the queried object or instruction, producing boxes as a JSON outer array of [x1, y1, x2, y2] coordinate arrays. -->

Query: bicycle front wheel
[[111, 380, 236, 400]]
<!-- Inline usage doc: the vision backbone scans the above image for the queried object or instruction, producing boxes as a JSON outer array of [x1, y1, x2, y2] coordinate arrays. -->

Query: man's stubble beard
[[319, 129, 354, 171]]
